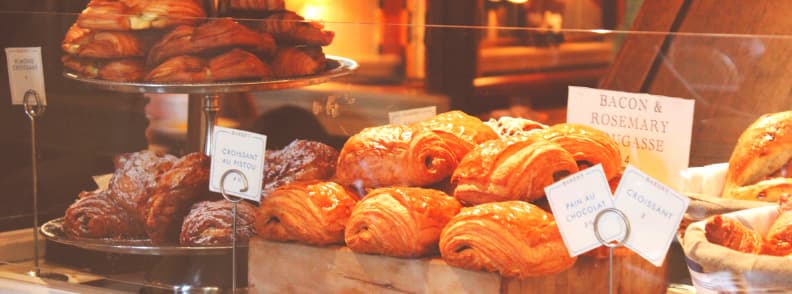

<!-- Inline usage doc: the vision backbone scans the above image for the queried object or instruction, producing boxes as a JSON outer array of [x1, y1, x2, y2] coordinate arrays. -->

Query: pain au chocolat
[[256, 181, 359, 246], [439, 201, 576, 278]]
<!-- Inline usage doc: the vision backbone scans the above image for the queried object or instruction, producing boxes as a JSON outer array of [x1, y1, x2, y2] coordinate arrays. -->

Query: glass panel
[[0, 2, 790, 293]]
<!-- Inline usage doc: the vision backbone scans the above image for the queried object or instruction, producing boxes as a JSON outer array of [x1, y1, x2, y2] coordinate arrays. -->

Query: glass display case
[[1, 1, 791, 293]]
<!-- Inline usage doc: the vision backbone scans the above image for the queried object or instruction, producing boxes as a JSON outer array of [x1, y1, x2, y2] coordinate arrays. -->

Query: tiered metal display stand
[[40, 57, 356, 292]]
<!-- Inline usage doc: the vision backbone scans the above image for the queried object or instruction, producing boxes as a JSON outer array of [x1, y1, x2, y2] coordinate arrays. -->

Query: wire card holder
[[593, 207, 631, 294], [22, 90, 68, 281], [219, 169, 249, 293]]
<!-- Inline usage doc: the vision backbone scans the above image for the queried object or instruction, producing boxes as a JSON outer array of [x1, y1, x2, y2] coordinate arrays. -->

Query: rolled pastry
[[439, 201, 577, 278], [180, 200, 257, 246], [723, 111, 792, 202], [535, 123, 622, 180], [144, 152, 212, 244], [77, 0, 206, 31], [484, 116, 548, 138], [63, 189, 146, 239], [256, 181, 358, 245], [705, 215, 763, 254], [764, 194, 792, 256], [345, 187, 461, 257], [416, 110, 499, 146], [336, 124, 470, 189], [451, 136, 579, 205]]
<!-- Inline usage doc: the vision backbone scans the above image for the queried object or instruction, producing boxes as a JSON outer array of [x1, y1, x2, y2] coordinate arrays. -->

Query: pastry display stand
[[62, 56, 358, 155], [49, 56, 357, 292]]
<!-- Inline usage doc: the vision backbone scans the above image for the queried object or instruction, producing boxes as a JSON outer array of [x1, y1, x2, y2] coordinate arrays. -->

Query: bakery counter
[[248, 237, 672, 294]]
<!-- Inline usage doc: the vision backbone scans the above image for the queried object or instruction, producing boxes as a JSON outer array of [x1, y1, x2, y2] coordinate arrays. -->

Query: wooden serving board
[[248, 237, 666, 294]]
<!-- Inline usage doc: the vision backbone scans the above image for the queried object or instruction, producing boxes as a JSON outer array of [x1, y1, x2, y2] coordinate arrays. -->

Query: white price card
[[209, 126, 267, 202], [389, 106, 436, 125], [613, 165, 690, 267], [567, 86, 694, 191], [545, 165, 619, 257], [5, 47, 46, 105]]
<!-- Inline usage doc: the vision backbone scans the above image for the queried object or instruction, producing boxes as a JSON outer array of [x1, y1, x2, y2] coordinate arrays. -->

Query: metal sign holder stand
[[593, 207, 631, 294], [219, 169, 248, 293], [22, 90, 68, 281]]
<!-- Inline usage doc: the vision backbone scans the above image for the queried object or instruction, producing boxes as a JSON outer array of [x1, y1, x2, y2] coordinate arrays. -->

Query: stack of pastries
[[62, 139, 338, 246], [62, 110, 625, 278], [62, 0, 335, 83], [255, 111, 625, 279]]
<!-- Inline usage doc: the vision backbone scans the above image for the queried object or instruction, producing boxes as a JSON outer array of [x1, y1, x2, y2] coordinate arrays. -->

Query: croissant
[[145, 49, 272, 83], [723, 111, 792, 202], [258, 11, 334, 46], [345, 187, 461, 257], [764, 194, 792, 256], [108, 150, 177, 222], [62, 24, 146, 58], [63, 189, 146, 239], [484, 116, 548, 138], [256, 181, 358, 245], [230, 0, 285, 11], [262, 140, 339, 197], [439, 201, 577, 278], [705, 215, 763, 254], [416, 110, 499, 146], [535, 123, 622, 180], [77, 0, 206, 31], [147, 18, 276, 66], [271, 46, 326, 78], [62, 55, 145, 82], [180, 200, 257, 246], [336, 124, 470, 189], [451, 136, 579, 205], [144, 152, 212, 244]]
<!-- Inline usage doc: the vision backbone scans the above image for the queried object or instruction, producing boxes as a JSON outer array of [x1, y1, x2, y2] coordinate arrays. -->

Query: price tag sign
[[545, 165, 619, 257], [389, 106, 436, 125], [5, 47, 47, 105], [567, 86, 694, 191], [613, 165, 690, 267], [209, 126, 267, 202]]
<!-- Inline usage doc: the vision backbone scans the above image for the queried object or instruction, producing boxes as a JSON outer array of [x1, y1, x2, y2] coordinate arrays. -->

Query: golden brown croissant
[[271, 46, 326, 78], [145, 49, 272, 83], [230, 0, 285, 11], [763, 194, 792, 256], [144, 152, 212, 244], [345, 187, 461, 257], [705, 215, 764, 254], [258, 11, 334, 46], [535, 123, 622, 180], [256, 181, 359, 245], [723, 111, 792, 202], [147, 18, 276, 66], [451, 136, 579, 205], [77, 0, 206, 31], [63, 189, 146, 239], [439, 201, 577, 278], [416, 110, 499, 147], [62, 24, 147, 58], [62, 55, 145, 82], [180, 200, 257, 246], [336, 124, 470, 189], [484, 116, 548, 138]]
